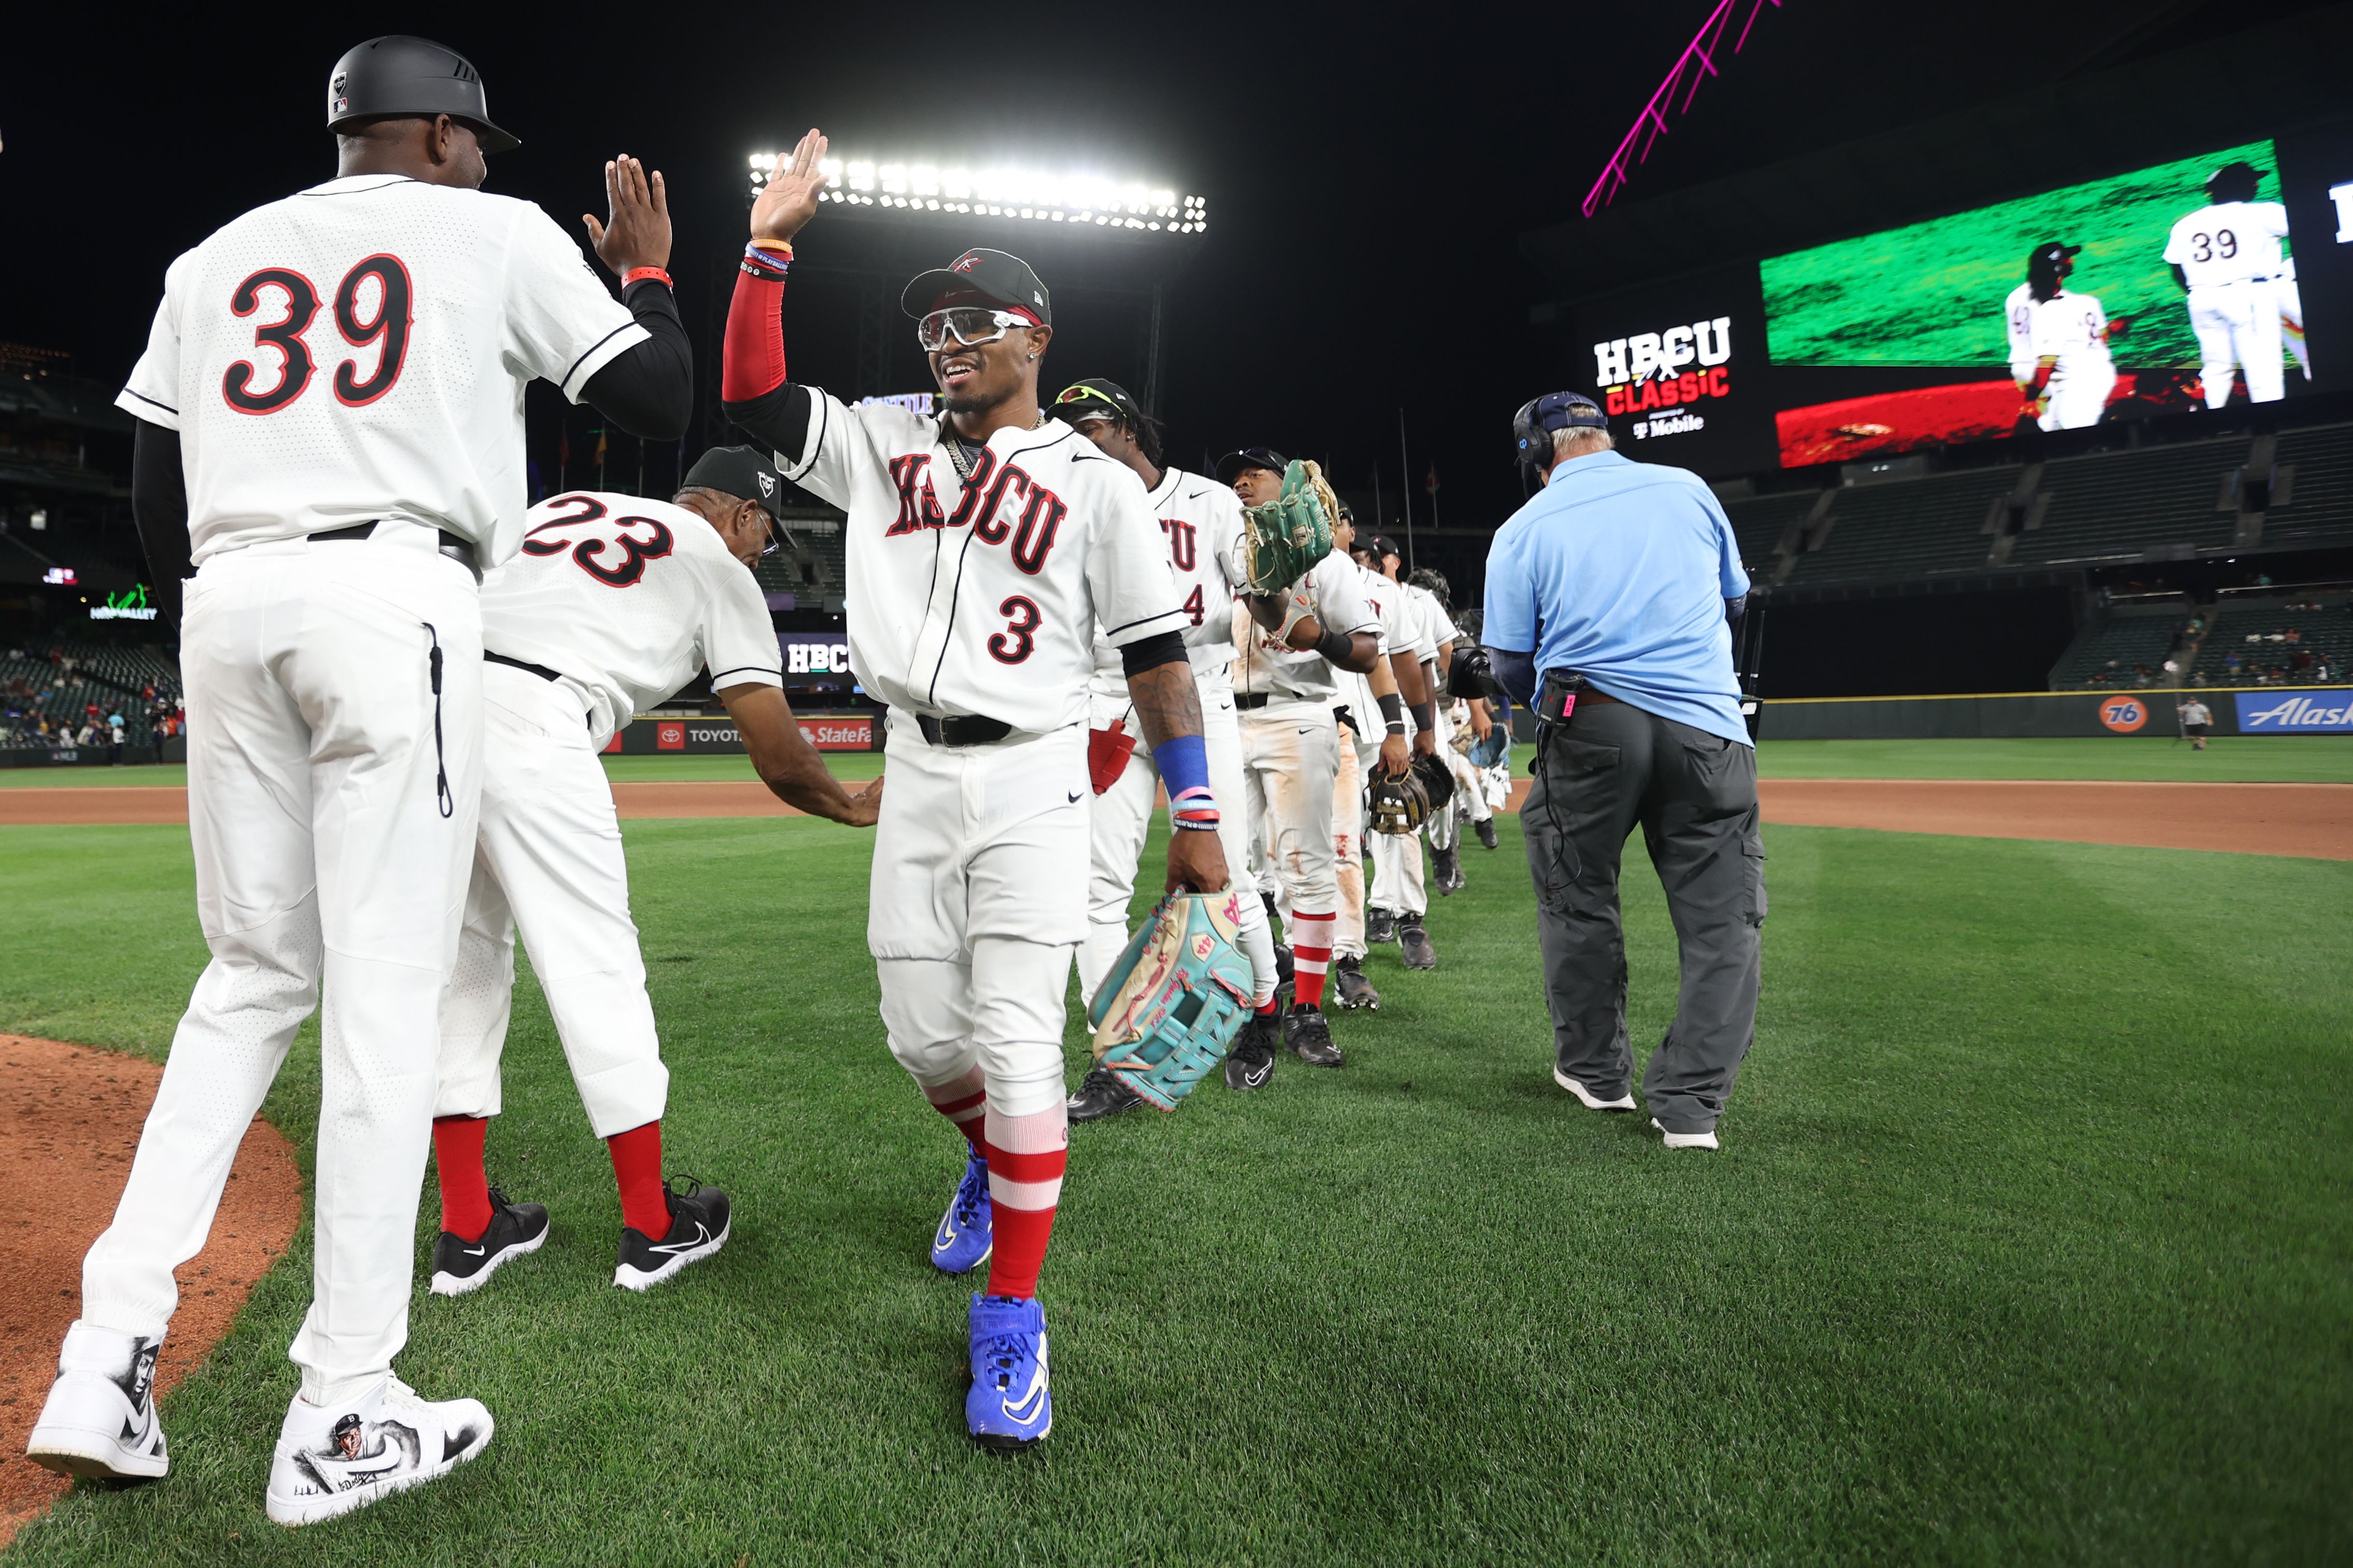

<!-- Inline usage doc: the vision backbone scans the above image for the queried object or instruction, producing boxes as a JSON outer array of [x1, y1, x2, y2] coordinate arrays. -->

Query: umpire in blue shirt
[[1478, 393, 1762, 1151]]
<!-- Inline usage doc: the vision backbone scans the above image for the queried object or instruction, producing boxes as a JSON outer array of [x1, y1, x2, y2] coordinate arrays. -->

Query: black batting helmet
[[328, 37, 519, 153]]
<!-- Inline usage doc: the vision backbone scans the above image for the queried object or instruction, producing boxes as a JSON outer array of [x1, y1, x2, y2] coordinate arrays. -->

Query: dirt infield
[[2, 778, 2346, 859], [0, 1036, 301, 1548]]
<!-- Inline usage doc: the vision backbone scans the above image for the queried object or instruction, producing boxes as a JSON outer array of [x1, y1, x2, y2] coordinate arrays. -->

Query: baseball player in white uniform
[[1324, 505, 1416, 1012], [30, 37, 694, 1526], [425, 446, 882, 1301], [1222, 447, 1383, 1080], [1410, 570, 1500, 885], [2164, 162, 2294, 407], [1045, 380, 1283, 1123], [1359, 535, 1446, 967], [723, 133, 1228, 1449], [2012, 243, 2127, 432]]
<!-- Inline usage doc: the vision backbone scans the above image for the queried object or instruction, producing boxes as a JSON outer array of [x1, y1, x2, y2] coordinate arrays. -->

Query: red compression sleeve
[[721, 268, 788, 403]]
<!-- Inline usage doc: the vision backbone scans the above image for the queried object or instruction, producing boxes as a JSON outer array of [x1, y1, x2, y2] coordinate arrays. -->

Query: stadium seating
[[1, 641, 180, 745], [2047, 602, 2196, 689], [2187, 592, 2353, 686]]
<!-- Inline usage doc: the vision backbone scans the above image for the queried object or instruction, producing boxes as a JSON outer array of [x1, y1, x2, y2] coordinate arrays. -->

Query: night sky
[[6, 0, 2321, 540]]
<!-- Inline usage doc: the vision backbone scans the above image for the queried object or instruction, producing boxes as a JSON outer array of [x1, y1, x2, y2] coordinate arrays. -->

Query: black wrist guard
[[1311, 624, 1355, 666], [1377, 692, 1404, 733], [1410, 699, 1436, 734]]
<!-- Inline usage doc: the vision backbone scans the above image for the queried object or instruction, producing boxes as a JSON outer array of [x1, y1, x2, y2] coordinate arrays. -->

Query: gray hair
[[1552, 426, 1615, 459]]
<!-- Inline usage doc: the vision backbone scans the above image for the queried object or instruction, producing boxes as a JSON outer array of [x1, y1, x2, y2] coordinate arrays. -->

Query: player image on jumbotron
[[1763, 138, 2312, 467]]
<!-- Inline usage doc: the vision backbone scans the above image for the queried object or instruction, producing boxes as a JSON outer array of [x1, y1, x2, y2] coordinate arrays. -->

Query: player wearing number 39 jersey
[[723, 130, 1228, 1450], [2164, 160, 2296, 408], [31, 36, 692, 1527]]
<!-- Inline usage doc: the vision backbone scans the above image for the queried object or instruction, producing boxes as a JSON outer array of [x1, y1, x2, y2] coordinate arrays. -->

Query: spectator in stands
[[2284, 626, 2301, 643], [2177, 697, 2213, 751], [107, 714, 125, 766]]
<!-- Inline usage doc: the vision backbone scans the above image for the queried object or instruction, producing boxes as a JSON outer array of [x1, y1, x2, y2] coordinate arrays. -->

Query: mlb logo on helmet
[[757, 472, 777, 498], [2098, 697, 2148, 733], [952, 252, 983, 273]]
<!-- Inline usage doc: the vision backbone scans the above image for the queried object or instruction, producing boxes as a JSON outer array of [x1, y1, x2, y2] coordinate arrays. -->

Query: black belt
[[1235, 693, 1273, 710], [311, 520, 480, 577], [485, 651, 562, 682], [914, 712, 1012, 747]]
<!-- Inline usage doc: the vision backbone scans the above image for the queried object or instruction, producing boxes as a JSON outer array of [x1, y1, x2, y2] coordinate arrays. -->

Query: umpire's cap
[[1215, 447, 1289, 486], [902, 248, 1052, 324], [683, 446, 791, 524], [328, 37, 518, 153]]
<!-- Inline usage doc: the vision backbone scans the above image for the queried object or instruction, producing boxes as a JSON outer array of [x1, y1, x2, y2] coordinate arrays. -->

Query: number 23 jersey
[[481, 491, 782, 749], [118, 174, 645, 567], [773, 395, 1186, 734]]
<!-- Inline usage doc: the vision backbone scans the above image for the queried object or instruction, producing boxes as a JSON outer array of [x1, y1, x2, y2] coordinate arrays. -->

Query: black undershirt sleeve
[[1120, 629, 1188, 679], [129, 420, 192, 633], [723, 382, 813, 459], [578, 281, 693, 441]]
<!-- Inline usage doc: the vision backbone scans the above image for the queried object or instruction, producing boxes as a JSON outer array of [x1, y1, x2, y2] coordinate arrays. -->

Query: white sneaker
[[1652, 1116, 1720, 1151], [26, 1322, 169, 1480], [264, 1377, 493, 1527], [1553, 1066, 1636, 1111]]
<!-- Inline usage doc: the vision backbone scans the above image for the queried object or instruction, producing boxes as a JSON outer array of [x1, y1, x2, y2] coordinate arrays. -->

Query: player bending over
[[1049, 380, 1283, 1122], [723, 133, 1226, 1448], [426, 446, 881, 1301]]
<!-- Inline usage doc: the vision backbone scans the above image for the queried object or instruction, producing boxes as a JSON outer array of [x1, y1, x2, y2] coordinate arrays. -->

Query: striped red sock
[[607, 1120, 671, 1239], [1291, 910, 1335, 1009], [431, 1116, 492, 1243], [981, 1102, 1068, 1300], [923, 1067, 989, 1157]]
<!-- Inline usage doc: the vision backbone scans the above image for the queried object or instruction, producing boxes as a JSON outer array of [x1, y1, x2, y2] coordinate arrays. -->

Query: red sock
[[1291, 910, 1335, 1009], [922, 1067, 989, 1159], [981, 1103, 1067, 1300], [607, 1120, 671, 1239], [431, 1116, 492, 1242]]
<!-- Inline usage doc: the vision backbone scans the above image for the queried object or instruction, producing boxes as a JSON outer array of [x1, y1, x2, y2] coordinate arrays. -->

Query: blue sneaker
[[929, 1154, 993, 1274], [966, 1294, 1052, 1448]]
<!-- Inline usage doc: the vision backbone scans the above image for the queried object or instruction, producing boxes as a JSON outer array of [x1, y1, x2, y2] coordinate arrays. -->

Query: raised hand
[[584, 155, 672, 276], [753, 128, 830, 246]]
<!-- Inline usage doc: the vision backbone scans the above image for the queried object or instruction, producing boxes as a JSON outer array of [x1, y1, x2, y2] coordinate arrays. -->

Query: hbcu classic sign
[[1592, 317, 1734, 441], [2234, 689, 2353, 732]]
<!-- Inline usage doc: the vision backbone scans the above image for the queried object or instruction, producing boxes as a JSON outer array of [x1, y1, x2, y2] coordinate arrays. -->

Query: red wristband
[[623, 266, 673, 290]]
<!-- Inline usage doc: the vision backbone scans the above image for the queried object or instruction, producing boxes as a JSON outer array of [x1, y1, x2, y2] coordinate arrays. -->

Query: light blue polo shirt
[[1483, 449, 1752, 746]]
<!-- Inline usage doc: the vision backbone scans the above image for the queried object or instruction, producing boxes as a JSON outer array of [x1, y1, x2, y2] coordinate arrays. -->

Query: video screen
[[1761, 140, 2307, 466]]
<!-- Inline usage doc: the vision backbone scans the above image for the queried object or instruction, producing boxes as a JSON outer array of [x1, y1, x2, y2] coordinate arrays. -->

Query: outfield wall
[[1760, 687, 2353, 739]]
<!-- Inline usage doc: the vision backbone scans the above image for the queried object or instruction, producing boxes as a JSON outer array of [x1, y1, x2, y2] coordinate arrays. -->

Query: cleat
[[1365, 906, 1398, 946], [264, 1376, 492, 1527], [1224, 1013, 1279, 1090], [1067, 1066, 1145, 1123], [929, 1154, 993, 1274], [1552, 1066, 1636, 1111], [1433, 845, 1463, 895], [1332, 955, 1381, 1011], [966, 1294, 1052, 1448], [1653, 1117, 1721, 1151], [429, 1189, 549, 1297], [26, 1323, 168, 1481], [615, 1177, 730, 1291], [1283, 1005, 1344, 1067], [1475, 817, 1499, 850], [1272, 941, 1296, 991], [1399, 918, 1436, 970]]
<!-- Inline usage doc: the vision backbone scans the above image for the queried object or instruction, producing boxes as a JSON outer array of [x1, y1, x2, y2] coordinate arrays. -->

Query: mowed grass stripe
[[2, 815, 2347, 1564]]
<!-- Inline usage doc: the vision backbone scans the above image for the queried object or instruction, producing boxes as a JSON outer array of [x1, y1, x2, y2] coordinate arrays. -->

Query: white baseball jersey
[[2163, 202, 2291, 289], [2003, 283, 2038, 380], [118, 175, 646, 567], [1231, 552, 1377, 712], [1335, 561, 1414, 741], [2026, 291, 2115, 374], [771, 397, 1183, 734], [480, 491, 782, 748], [1090, 465, 1247, 700], [1404, 583, 1455, 663]]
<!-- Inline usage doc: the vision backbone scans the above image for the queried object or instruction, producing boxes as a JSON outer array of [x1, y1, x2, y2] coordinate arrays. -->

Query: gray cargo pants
[[1520, 698, 1764, 1134]]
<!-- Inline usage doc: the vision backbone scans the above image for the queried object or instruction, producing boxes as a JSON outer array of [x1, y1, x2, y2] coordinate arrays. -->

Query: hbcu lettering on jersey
[[884, 448, 1066, 574], [1591, 318, 1734, 436]]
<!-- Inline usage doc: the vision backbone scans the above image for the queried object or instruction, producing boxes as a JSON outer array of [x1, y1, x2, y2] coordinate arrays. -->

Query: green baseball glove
[[1242, 459, 1338, 595]]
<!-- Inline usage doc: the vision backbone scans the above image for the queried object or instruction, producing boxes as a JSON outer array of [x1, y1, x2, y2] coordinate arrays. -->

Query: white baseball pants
[[2278, 275, 2311, 376], [1370, 814, 1429, 916], [1238, 706, 1340, 943], [1332, 724, 1374, 961], [434, 664, 669, 1138], [80, 530, 482, 1404], [1078, 682, 1277, 1009], [871, 714, 1087, 1120], [2036, 363, 2116, 431], [2188, 282, 2286, 405]]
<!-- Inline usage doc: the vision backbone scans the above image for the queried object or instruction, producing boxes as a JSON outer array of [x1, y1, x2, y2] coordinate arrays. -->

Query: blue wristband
[[1153, 734, 1218, 831]]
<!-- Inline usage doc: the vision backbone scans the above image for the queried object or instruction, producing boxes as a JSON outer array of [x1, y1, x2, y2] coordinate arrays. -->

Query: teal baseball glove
[[1085, 891, 1255, 1111], [1241, 459, 1338, 595]]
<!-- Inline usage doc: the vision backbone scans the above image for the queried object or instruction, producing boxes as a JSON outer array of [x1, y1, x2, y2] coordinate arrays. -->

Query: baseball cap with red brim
[[901, 248, 1052, 324]]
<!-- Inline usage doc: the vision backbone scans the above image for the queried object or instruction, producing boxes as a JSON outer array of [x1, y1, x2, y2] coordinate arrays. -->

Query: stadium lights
[[747, 153, 1207, 235]]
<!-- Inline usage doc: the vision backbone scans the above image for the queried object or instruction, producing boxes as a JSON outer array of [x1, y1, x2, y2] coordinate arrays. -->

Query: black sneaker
[[429, 1189, 549, 1298], [1332, 955, 1381, 1011], [1475, 817, 1499, 851], [1284, 1005, 1344, 1067], [1273, 941, 1295, 990], [614, 1177, 730, 1292], [1067, 1066, 1145, 1122], [1366, 906, 1398, 945], [1433, 845, 1464, 895], [1224, 1013, 1278, 1091], [1399, 918, 1436, 971]]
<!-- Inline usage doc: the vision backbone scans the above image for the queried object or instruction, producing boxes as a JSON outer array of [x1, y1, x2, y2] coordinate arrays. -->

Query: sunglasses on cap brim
[[916, 306, 1037, 353]]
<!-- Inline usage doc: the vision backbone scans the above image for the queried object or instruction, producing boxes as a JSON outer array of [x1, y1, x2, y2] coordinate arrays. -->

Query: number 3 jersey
[[480, 491, 782, 748], [117, 174, 646, 567], [767, 395, 1187, 735]]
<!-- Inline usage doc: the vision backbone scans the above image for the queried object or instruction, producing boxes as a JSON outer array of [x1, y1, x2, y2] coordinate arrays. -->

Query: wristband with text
[[1153, 734, 1220, 833], [741, 241, 792, 282], [623, 267, 674, 290]]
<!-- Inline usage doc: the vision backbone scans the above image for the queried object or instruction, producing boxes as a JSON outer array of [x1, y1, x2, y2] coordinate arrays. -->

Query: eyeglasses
[[916, 306, 1032, 353]]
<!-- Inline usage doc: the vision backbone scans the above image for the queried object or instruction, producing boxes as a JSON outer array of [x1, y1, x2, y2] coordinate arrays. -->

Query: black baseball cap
[[2208, 160, 2265, 197], [1365, 534, 1403, 560], [1051, 379, 1142, 427], [2029, 241, 2082, 269], [1216, 447, 1289, 486], [682, 445, 790, 523], [900, 248, 1052, 324]]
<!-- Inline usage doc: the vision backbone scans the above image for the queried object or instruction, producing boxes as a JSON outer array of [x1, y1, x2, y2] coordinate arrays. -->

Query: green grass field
[[4, 787, 2349, 1561], [1761, 138, 2282, 371]]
